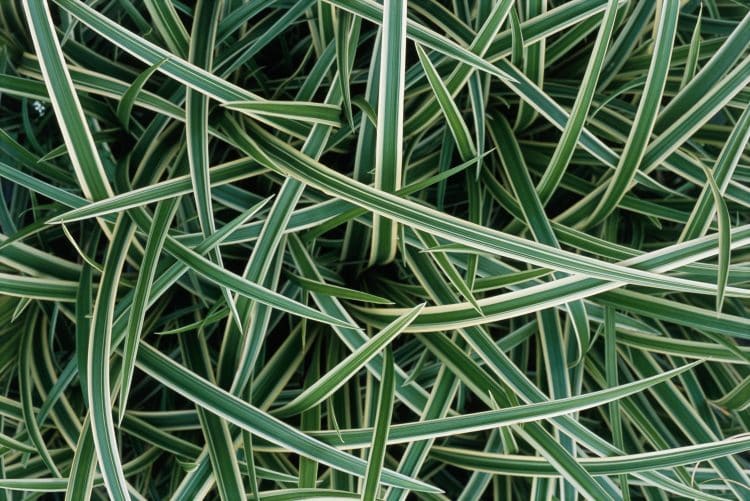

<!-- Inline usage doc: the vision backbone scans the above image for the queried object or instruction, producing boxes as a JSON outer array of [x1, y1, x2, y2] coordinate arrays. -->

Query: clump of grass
[[1, 0, 749, 499]]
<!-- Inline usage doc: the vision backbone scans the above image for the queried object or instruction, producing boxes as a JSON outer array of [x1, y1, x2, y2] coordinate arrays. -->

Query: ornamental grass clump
[[1, 0, 750, 499]]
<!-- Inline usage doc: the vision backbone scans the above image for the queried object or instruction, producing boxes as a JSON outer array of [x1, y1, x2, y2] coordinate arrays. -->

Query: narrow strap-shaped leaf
[[225, 118, 745, 295], [290, 274, 393, 305], [370, 0, 407, 264], [143, 0, 189, 58], [134, 342, 440, 493], [713, 376, 750, 411], [489, 116, 590, 365], [0, 274, 78, 301], [0, 479, 69, 492], [535, 0, 619, 204], [598, 288, 750, 340], [362, 347, 396, 500], [697, 162, 731, 312], [0, 431, 34, 453], [604, 303, 628, 497], [299, 362, 700, 447], [87, 215, 135, 500], [47, 159, 266, 223], [224, 100, 342, 127], [508, 6, 523, 68], [334, 9, 360, 129], [179, 331, 246, 500], [22, 0, 113, 201], [467, 72, 486, 179], [680, 6, 701, 90], [75, 260, 93, 405], [64, 417, 96, 501], [583, 0, 679, 226], [681, 105, 750, 241], [249, 489, 360, 500], [325, 0, 514, 82], [273, 304, 423, 418], [116, 59, 166, 132], [431, 434, 750, 476], [513, 0, 545, 131], [118, 199, 179, 423], [415, 44, 475, 160], [298, 340, 322, 488], [242, 420, 260, 499], [19, 316, 61, 477]]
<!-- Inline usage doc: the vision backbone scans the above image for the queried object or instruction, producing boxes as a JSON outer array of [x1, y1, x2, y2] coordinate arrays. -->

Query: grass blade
[[273, 304, 423, 418], [370, 0, 407, 265], [583, 0, 679, 226], [22, 0, 113, 201], [362, 347, 396, 500]]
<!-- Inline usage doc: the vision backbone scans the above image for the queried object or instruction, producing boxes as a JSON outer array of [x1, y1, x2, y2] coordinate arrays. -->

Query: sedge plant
[[0, 0, 749, 499]]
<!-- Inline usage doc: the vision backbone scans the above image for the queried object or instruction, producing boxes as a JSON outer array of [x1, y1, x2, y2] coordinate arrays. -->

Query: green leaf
[[224, 100, 343, 127], [370, 0, 407, 265], [226, 118, 743, 296], [713, 377, 750, 411], [680, 6, 701, 90], [22, 0, 113, 201], [681, 105, 750, 241], [299, 362, 701, 447], [87, 215, 135, 500], [430, 434, 750, 477], [334, 9, 360, 129], [19, 320, 61, 476], [324, 0, 515, 82], [273, 304, 423, 418], [362, 347, 396, 501], [290, 274, 394, 305], [64, 418, 96, 501], [583, 0, 680, 226], [118, 199, 179, 422], [116, 59, 167, 132], [135, 342, 440, 493], [489, 115, 590, 366], [697, 162, 731, 312], [415, 44, 475, 160], [534, 0, 619, 204]]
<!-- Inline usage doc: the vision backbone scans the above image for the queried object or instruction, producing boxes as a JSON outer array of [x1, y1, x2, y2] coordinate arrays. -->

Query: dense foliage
[[1, 0, 749, 499]]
